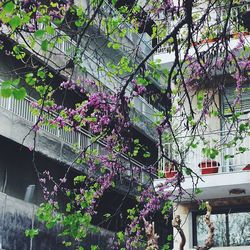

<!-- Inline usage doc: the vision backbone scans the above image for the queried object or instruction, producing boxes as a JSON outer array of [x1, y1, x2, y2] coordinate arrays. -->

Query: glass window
[[228, 212, 250, 246], [194, 209, 250, 247], [222, 83, 250, 115], [196, 214, 227, 247]]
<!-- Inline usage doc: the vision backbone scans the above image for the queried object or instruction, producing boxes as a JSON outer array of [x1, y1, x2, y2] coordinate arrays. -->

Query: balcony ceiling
[[154, 171, 250, 202]]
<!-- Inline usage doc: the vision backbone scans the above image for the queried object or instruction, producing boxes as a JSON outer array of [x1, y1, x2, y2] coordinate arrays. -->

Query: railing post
[[7, 97, 12, 110], [57, 127, 60, 138], [78, 132, 81, 149]]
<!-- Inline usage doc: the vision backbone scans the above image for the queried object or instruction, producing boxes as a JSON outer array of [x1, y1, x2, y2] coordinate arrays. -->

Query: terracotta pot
[[232, 32, 250, 39], [232, 33, 239, 39], [165, 164, 177, 178], [200, 38, 218, 44], [198, 160, 219, 174], [243, 164, 250, 171]]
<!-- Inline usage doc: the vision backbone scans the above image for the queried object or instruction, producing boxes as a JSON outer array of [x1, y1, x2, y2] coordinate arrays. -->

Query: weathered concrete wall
[[0, 38, 157, 141], [0, 192, 115, 250]]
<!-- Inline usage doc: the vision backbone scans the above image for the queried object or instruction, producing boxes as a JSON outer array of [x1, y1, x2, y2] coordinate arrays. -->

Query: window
[[193, 207, 250, 247], [222, 83, 250, 115]]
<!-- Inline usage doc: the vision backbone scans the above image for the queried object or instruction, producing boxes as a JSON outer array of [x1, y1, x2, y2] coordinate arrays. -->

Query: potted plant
[[232, 31, 250, 39], [198, 160, 220, 174], [165, 162, 177, 178], [243, 164, 250, 171]]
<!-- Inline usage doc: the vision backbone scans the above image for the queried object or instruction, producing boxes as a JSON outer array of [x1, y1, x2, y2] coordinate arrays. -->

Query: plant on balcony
[[198, 160, 220, 175], [199, 148, 220, 174], [243, 164, 250, 171], [200, 27, 218, 44], [232, 31, 250, 39], [3, 0, 250, 249], [165, 162, 177, 178]]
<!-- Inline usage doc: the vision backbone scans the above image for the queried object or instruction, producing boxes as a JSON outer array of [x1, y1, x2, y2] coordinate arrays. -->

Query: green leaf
[[46, 26, 54, 35], [66, 203, 71, 212], [224, 154, 234, 160], [41, 40, 49, 51], [37, 69, 46, 79], [12, 87, 26, 100], [143, 151, 151, 158], [1, 80, 11, 88], [34, 29, 46, 38], [1, 88, 12, 98], [239, 146, 247, 153], [167, 234, 173, 241], [113, 43, 120, 49], [63, 241, 72, 247], [103, 213, 111, 218], [107, 42, 113, 48], [12, 78, 20, 86], [199, 201, 206, 210], [25, 229, 39, 239], [9, 16, 21, 30], [74, 175, 86, 184], [25, 73, 36, 86], [195, 188, 203, 195], [4, 1, 15, 13], [185, 168, 192, 175], [117, 231, 124, 241]]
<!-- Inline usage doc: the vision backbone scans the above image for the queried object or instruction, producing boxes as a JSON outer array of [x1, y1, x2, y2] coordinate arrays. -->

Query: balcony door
[[221, 83, 250, 172]]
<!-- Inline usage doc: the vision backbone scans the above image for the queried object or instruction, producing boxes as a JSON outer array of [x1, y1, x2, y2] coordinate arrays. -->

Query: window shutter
[[222, 84, 250, 114]]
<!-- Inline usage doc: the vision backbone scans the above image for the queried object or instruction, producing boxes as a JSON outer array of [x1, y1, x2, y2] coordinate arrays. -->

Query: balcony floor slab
[[154, 171, 250, 201]]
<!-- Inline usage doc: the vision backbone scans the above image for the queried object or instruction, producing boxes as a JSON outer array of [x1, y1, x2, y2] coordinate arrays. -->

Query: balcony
[[53, 34, 159, 122], [0, 94, 153, 185], [99, 0, 152, 56], [15, 21, 158, 124], [154, 3, 250, 66], [154, 130, 250, 200]]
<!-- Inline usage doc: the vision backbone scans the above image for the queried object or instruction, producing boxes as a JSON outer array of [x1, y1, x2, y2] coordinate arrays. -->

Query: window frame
[[192, 205, 250, 247], [220, 83, 250, 117]]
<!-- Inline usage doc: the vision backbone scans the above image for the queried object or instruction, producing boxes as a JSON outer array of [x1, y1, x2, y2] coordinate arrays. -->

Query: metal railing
[[0, 94, 152, 184], [100, 0, 152, 55], [158, 130, 250, 176], [155, 3, 249, 55], [38, 24, 159, 122]]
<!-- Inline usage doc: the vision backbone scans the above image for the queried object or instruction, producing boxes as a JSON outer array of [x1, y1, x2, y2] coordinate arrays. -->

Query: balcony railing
[[158, 130, 250, 177], [100, 0, 152, 56], [0, 94, 153, 184], [36, 24, 159, 123], [155, 3, 248, 55]]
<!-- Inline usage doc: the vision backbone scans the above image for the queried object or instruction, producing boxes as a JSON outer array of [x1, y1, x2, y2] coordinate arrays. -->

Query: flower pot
[[231, 32, 250, 39], [243, 164, 250, 171], [200, 37, 218, 45], [232, 32, 239, 39], [198, 160, 219, 174], [165, 164, 177, 178]]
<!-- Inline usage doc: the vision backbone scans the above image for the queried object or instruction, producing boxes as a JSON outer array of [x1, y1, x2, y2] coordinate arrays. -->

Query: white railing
[[0, 94, 152, 184], [132, 95, 158, 122], [41, 24, 159, 122], [100, 0, 152, 55], [155, 3, 248, 55], [158, 130, 250, 176]]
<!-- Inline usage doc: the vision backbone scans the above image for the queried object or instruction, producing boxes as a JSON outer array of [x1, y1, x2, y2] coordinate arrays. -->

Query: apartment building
[[154, 1, 250, 249], [0, 0, 171, 249]]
